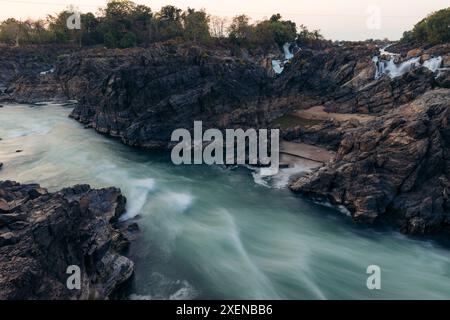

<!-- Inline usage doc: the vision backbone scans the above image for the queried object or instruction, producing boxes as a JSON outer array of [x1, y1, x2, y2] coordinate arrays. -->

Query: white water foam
[[164, 192, 194, 212], [249, 164, 314, 189], [283, 42, 294, 60], [271, 60, 284, 74], [120, 178, 156, 221], [272, 42, 296, 74], [373, 46, 443, 79], [169, 281, 199, 300], [129, 274, 198, 300], [40, 68, 55, 75], [373, 55, 421, 79], [423, 56, 443, 72], [313, 199, 352, 217]]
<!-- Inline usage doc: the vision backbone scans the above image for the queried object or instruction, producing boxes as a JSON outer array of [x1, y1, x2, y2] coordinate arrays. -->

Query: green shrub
[[402, 8, 450, 44]]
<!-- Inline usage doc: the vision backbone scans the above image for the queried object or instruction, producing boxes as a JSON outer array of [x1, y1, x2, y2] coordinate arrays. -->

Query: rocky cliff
[[1, 42, 289, 147], [61, 42, 283, 148], [290, 89, 450, 235], [276, 42, 449, 114], [0, 45, 76, 102], [0, 181, 135, 299]]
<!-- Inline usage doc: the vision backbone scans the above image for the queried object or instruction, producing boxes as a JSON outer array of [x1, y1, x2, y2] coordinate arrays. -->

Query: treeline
[[402, 7, 450, 45], [0, 0, 322, 49]]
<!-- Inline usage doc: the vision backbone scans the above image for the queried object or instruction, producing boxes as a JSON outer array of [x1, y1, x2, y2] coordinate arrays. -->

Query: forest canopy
[[401, 7, 450, 45], [0, 0, 322, 49]]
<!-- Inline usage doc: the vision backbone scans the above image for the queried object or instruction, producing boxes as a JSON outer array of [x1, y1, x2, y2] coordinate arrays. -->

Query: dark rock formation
[[290, 89, 450, 236], [3, 73, 66, 103], [436, 69, 450, 88], [283, 119, 360, 151], [62, 42, 282, 148], [0, 45, 77, 103], [62, 41, 437, 148], [0, 45, 54, 88], [0, 181, 135, 299], [324, 67, 435, 114], [389, 42, 450, 57], [275, 44, 378, 108], [276, 43, 442, 115]]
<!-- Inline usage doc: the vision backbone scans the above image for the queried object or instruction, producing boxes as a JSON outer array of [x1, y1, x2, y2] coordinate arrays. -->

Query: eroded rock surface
[[0, 45, 75, 102], [290, 89, 450, 235], [0, 181, 135, 299], [63, 42, 281, 148], [277, 43, 444, 115]]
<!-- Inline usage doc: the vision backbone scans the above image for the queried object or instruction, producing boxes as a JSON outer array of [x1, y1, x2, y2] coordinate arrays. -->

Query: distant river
[[1, 103, 450, 300]]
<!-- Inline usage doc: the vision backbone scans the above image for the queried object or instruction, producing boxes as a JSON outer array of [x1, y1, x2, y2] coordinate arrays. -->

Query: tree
[[182, 8, 210, 42], [130, 4, 153, 45], [155, 5, 183, 41], [228, 15, 253, 42], [80, 13, 101, 45], [296, 25, 323, 47], [210, 16, 227, 38], [0, 3, 326, 48], [119, 31, 137, 48], [402, 7, 450, 45], [99, 0, 136, 47], [0, 18, 25, 46], [47, 10, 79, 44], [30, 19, 50, 43], [98, 0, 152, 47], [255, 14, 297, 47]]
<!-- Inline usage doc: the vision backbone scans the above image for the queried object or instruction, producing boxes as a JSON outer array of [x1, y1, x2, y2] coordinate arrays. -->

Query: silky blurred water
[[1, 103, 450, 300]]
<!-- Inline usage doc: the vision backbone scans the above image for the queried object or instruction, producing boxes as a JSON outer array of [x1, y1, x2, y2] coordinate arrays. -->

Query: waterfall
[[423, 56, 443, 72], [283, 43, 294, 60], [373, 45, 443, 79], [373, 56, 421, 79], [39, 68, 55, 76], [272, 43, 296, 74]]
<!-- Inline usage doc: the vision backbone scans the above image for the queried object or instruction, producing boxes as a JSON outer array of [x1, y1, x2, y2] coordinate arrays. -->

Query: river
[[1, 103, 450, 300]]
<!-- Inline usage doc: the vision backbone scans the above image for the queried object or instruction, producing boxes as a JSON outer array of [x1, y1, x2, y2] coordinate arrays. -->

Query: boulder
[[0, 180, 135, 299], [407, 48, 423, 59]]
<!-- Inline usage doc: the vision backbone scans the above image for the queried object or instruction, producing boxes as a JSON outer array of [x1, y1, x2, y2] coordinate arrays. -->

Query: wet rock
[[0, 180, 134, 300]]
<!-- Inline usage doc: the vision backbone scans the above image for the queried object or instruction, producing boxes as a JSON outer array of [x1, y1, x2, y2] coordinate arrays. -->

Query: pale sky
[[0, 0, 449, 40]]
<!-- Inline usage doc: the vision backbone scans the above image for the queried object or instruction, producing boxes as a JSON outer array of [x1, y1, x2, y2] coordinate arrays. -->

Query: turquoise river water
[[1, 104, 449, 299]]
